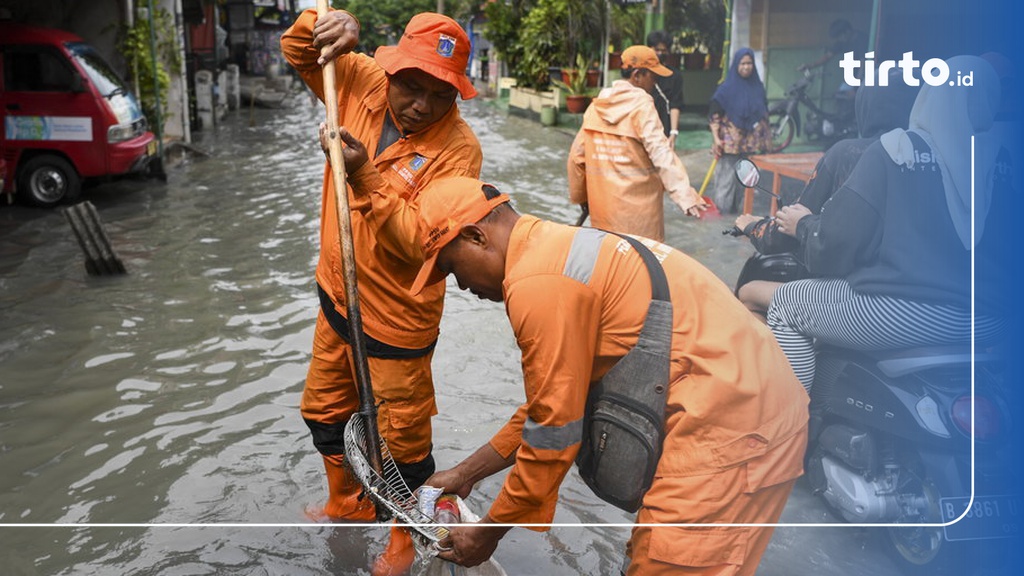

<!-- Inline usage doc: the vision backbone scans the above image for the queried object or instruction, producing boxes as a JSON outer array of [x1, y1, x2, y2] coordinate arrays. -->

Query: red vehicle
[[0, 155, 7, 203], [0, 23, 156, 208]]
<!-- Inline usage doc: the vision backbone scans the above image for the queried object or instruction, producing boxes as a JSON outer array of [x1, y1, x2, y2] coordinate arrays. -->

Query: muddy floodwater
[[0, 97, 917, 575]]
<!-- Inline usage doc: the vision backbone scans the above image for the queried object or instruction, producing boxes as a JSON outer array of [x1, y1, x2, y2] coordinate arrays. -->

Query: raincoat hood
[[592, 80, 654, 126]]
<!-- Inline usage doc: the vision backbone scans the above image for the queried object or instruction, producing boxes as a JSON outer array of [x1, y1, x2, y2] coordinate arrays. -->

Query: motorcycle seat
[[866, 345, 1000, 378]]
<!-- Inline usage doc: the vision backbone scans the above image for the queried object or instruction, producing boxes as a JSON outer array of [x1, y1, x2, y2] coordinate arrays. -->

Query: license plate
[[940, 495, 1022, 541], [147, 140, 157, 156]]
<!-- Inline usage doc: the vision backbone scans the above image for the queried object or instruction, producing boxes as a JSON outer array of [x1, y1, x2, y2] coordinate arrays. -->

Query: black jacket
[[796, 134, 1007, 315]]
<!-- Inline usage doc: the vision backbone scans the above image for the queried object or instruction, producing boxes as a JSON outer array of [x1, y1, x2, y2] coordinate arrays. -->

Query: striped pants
[[767, 278, 1003, 390]]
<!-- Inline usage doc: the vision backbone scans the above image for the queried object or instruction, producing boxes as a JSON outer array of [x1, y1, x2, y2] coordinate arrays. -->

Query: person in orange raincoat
[[281, 8, 482, 575], [568, 45, 705, 242], [407, 177, 808, 575]]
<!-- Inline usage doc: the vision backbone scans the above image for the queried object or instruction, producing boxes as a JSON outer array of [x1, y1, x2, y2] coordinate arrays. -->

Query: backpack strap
[[607, 233, 670, 303], [562, 228, 670, 303]]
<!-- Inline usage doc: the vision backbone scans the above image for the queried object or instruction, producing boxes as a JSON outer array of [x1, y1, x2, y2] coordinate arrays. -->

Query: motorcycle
[[767, 70, 858, 152], [727, 161, 1015, 575]]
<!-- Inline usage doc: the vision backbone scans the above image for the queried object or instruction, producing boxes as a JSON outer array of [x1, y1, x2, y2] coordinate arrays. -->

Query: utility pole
[[437, 0, 445, 14], [644, 0, 664, 41], [603, 0, 610, 87]]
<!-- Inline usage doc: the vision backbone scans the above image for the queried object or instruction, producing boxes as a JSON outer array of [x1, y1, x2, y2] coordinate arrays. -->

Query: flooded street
[[1, 97, 911, 575]]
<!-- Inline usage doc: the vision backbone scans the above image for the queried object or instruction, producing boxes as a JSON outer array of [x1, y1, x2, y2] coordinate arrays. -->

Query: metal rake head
[[344, 416, 450, 544]]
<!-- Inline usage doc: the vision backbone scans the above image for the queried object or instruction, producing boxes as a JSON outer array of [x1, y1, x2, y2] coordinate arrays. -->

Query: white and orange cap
[[410, 177, 510, 295]]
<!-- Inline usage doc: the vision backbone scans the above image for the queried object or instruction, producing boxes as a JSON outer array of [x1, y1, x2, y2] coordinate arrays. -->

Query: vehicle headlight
[[107, 123, 135, 143]]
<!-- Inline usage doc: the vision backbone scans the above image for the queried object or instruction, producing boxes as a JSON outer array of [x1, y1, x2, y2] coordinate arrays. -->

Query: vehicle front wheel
[[767, 112, 796, 153], [17, 155, 81, 208]]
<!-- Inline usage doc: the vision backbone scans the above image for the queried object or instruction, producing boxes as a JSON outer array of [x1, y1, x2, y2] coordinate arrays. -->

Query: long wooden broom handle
[[315, 0, 384, 478]]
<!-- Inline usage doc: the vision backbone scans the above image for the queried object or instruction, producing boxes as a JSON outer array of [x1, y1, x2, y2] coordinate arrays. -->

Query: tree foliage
[[665, 0, 727, 55], [119, 5, 181, 128], [483, 0, 646, 89], [608, 2, 646, 51], [483, 0, 529, 85], [333, 0, 478, 53]]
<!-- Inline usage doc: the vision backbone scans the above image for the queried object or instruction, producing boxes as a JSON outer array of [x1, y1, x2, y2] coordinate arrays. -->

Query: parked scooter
[[767, 70, 857, 152], [727, 161, 1014, 575]]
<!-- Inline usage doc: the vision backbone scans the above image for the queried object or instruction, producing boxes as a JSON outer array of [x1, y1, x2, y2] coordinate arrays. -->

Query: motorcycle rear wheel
[[767, 111, 795, 153], [881, 481, 1006, 576]]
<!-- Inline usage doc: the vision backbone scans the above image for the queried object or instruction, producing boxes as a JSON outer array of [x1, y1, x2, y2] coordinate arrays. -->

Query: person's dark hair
[[479, 184, 515, 222], [482, 184, 502, 200], [646, 30, 672, 48], [621, 67, 638, 79], [829, 19, 852, 38]]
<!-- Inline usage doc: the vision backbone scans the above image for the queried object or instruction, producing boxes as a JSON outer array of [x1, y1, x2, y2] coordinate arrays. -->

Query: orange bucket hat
[[375, 13, 477, 100]]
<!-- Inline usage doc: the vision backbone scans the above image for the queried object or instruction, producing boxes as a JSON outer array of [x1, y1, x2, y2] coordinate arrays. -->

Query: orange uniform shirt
[[281, 9, 482, 349], [486, 216, 808, 525]]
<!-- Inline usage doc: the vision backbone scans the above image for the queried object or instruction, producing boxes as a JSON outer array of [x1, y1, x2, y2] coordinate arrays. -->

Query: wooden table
[[743, 152, 824, 215]]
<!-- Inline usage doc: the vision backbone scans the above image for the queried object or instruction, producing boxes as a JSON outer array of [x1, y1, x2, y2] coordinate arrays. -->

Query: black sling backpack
[[573, 232, 672, 513]]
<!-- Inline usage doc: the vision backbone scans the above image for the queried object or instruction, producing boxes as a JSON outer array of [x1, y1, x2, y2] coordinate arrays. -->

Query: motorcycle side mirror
[[734, 159, 781, 200], [735, 159, 761, 188]]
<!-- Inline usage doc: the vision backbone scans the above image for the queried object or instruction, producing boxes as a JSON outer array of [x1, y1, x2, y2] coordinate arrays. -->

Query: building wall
[[0, 0, 190, 142], [747, 0, 873, 103], [751, 0, 871, 50], [0, 0, 127, 71]]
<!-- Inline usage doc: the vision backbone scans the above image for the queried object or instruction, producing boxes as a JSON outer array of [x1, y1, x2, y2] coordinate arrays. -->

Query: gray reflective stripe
[[563, 228, 607, 285], [522, 416, 583, 451]]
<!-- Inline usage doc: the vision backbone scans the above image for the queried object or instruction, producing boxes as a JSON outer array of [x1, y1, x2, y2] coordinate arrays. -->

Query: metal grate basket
[[344, 415, 450, 545]]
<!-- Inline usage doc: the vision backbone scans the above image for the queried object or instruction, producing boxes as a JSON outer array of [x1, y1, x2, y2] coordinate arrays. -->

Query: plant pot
[[586, 69, 600, 87], [565, 95, 591, 114], [609, 52, 622, 71], [683, 52, 706, 70], [540, 104, 557, 126]]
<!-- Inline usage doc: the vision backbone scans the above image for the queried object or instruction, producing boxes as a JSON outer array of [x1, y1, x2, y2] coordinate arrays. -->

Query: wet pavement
[[0, 96, 923, 575]]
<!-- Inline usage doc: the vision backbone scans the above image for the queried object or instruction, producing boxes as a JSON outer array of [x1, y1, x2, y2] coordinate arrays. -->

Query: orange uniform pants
[[622, 479, 790, 573], [618, 438, 802, 569], [302, 310, 438, 508]]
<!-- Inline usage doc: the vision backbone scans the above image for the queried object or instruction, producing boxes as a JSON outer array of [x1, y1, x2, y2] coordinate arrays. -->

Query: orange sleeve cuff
[[349, 161, 387, 198], [488, 405, 527, 459], [488, 485, 557, 530]]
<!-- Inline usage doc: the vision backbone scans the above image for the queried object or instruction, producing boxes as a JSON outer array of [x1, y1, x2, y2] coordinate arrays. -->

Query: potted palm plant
[[551, 53, 592, 113]]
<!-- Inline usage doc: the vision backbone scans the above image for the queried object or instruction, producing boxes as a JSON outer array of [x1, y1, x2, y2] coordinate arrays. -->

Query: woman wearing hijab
[[767, 56, 1007, 391], [707, 48, 772, 213]]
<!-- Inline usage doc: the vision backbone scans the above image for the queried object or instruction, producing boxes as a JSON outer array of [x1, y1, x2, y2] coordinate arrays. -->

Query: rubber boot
[[306, 453, 377, 522], [371, 523, 417, 576]]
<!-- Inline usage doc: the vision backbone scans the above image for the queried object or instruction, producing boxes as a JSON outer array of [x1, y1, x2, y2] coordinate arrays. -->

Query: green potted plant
[[678, 29, 707, 70], [668, 0, 727, 70], [551, 53, 592, 113]]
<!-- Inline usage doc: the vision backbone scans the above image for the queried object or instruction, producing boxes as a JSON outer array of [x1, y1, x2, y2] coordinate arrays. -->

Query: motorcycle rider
[[798, 19, 868, 104], [766, 56, 1006, 391], [734, 72, 919, 321]]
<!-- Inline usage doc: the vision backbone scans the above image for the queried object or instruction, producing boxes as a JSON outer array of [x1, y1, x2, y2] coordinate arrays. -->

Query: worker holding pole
[[282, 4, 482, 574]]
